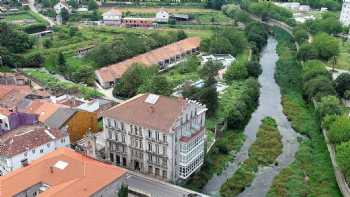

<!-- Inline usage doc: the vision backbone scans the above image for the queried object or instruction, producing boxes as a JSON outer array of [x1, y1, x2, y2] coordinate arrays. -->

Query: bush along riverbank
[[267, 27, 341, 197], [184, 78, 260, 191], [220, 117, 282, 197]]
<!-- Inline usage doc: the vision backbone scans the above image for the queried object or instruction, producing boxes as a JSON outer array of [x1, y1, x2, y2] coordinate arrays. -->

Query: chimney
[[150, 106, 155, 113]]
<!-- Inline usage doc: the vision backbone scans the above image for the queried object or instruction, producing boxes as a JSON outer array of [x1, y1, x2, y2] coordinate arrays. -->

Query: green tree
[[61, 8, 70, 23], [113, 64, 157, 98], [316, 96, 343, 119], [0, 22, 34, 53], [176, 30, 187, 41], [199, 60, 223, 81], [246, 61, 262, 78], [88, 0, 98, 10], [70, 65, 94, 85], [57, 52, 66, 73], [43, 39, 52, 48], [118, 185, 128, 197], [313, 33, 339, 61], [335, 73, 350, 98], [293, 28, 309, 44], [303, 75, 336, 101], [336, 141, 350, 181], [224, 61, 248, 82], [208, 37, 234, 55], [328, 115, 350, 144]]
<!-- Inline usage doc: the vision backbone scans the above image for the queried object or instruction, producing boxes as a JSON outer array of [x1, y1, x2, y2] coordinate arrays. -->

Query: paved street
[[127, 172, 209, 197]]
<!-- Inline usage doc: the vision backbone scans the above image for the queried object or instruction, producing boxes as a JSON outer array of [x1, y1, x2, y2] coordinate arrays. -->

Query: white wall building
[[102, 93, 207, 182], [340, 0, 350, 26], [155, 9, 170, 23], [53, 1, 71, 14], [103, 8, 123, 25], [0, 124, 70, 175]]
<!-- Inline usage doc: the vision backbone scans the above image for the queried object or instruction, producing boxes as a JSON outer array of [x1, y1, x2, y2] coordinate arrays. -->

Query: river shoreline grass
[[267, 28, 341, 197], [220, 117, 282, 197]]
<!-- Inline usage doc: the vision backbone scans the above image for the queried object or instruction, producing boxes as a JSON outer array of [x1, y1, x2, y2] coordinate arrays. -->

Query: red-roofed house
[[102, 93, 207, 181], [0, 124, 70, 175], [95, 37, 201, 88], [0, 147, 127, 197]]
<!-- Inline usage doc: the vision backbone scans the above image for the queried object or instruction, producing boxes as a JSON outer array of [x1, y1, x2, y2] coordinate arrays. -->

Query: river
[[202, 37, 300, 197]]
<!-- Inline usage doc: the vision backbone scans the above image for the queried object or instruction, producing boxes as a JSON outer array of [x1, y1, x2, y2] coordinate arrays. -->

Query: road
[[127, 172, 210, 197], [28, 0, 56, 27]]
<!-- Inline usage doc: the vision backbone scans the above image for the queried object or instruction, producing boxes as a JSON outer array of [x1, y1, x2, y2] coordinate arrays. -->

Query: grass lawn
[[3, 10, 48, 26], [220, 117, 282, 197], [23, 69, 102, 99], [331, 38, 350, 71]]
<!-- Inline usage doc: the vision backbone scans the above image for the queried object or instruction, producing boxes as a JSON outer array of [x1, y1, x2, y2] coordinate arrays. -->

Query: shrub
[[328, 115, 350, 144], [336, 141, 350, 181]]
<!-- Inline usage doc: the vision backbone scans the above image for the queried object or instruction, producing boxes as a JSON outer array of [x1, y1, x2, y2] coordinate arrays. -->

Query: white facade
[[155, 10, 169, 23], [0, 135, 70, 175], [0, 114, 10, 131], [54, 2, 71, 14], [103, 9, 122, 25], [340, 0, 350, 26], [103, 99, 206, 182]]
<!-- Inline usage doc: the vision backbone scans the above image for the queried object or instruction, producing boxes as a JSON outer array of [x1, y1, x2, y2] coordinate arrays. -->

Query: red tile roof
[[0, 124, 67, 157], [0, 85, 32, 108], [0, 147, 127, 197], [95, 37, 201, 84], [103, 93, 187, 132], [23, 100, 68, 122]]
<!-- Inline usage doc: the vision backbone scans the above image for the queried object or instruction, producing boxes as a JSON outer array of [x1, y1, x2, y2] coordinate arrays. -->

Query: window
[[24, 152, 27, 157], [148, 130, 151, 138], [156, 144, 159, 154], [163, 170, 167, 179], [61, 138, 65, 143], [163, 146, 166, 155], [148, 143, 152, 152], [122, 135, 125, 143], [163, 135, 167, 143], [47, 143, 50, 148], [40, 149, 44, 153], [32, 149, 35, 154], [121, 122, 125, 131], [156, 132, 159, 141]]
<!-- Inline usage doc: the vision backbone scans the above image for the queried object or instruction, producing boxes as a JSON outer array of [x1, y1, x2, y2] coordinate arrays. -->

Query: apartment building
[[102, 93, 207, 182], [340, 0, 350, 26]]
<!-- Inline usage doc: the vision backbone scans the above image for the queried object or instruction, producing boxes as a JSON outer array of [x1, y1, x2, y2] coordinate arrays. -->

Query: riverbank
[[203, 37, 299, 197], [267, 28, 341, 197], [220, 117, 282, 197]]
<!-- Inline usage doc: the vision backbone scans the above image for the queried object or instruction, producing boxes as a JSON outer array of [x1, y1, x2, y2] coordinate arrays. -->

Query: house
[[340, 0, 350, 26], [0, 106, 38, 133], [0, 147, 127, 196], [122, 17, 156, 28], [95, 37, 201, 88], [0, 85, 32, 109], [103, 8, 123, 25], [54, 0, 71, 14], [155, 9, 170, 23], [21, 100, 67, 123], [170, 14, 190, 21], [0, 73, 29, 86], [45, 108, 98, 143], [201, 54, 236, 79], [0, 124, 70, 175], [75, 45, 95, 57], [103, 93, 207, 182], [77, 98, 115, 118]]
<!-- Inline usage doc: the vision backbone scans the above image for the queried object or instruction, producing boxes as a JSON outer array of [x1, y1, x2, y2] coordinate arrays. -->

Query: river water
[[202, 37, 300, 197]]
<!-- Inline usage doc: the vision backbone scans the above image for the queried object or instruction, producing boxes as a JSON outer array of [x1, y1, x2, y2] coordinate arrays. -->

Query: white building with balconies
[[340, 0, 350, 26], [102, 93, 206, 182]]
